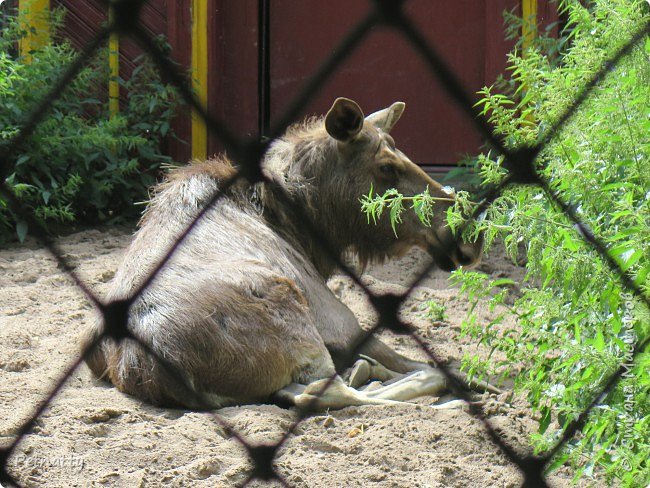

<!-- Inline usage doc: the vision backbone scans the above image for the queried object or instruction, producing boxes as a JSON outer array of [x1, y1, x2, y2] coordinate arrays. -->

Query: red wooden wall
[[53, 0, 558, 168], [206, 0, 541, 167], [265, 0, 520, 167], [208, 0, 260, 154]]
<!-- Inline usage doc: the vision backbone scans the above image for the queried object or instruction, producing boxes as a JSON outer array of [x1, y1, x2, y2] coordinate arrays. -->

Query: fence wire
[[0, 0, 648, 486]]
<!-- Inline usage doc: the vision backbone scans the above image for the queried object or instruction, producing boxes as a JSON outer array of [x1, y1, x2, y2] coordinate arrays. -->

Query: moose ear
[[365, 101, 405, 133], [325, 98, 365, 142]]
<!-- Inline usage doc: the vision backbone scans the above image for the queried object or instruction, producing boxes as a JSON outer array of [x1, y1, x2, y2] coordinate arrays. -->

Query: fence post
[[108, 4, 120, 118], [521, 0, 538, 50], [191, 0, 208, 160], [18, 0, 50, 59]]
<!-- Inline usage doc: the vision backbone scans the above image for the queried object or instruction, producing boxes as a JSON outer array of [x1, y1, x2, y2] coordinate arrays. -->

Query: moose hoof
[[348, 359, 372, 388], [430, 399, 470, 411]]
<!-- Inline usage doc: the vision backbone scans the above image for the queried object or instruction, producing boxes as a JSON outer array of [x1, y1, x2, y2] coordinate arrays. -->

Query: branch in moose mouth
[[361, 186, 454, 229], [360, 185, 482, 241]]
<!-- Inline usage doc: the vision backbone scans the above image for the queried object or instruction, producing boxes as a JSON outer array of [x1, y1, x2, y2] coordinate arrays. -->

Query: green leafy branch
[[361, 183, 576, 248], [360, 184, 474, 237]]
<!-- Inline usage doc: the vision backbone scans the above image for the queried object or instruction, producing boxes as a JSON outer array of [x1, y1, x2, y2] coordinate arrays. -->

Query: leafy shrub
[[363, 0, 649, 485], [0, 7, 181, 241]]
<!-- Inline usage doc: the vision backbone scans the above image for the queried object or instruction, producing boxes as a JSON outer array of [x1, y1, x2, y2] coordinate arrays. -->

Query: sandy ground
[[0, 226, 588, 487]]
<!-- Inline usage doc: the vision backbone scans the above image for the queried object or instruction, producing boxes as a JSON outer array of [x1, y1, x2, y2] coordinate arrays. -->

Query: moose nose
[[451, 233, 484, 268], [428, 227, 484, 271], [451, 241, 482, 267]]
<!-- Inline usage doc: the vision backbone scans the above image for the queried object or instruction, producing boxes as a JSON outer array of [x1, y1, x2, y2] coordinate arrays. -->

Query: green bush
[[0, 8, 181, 241], [363, 0, 649, 485]]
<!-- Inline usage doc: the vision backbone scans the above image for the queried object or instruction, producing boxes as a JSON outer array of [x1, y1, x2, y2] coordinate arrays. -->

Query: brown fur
[[82, 98, 483, 409]]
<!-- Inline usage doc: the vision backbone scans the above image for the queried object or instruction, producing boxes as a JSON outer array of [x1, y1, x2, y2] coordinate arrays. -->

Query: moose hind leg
[[354, 338, 502, 395], [276, 374, 468, 411], [363, 369, 449, 401], [359, 369, 471, 410]]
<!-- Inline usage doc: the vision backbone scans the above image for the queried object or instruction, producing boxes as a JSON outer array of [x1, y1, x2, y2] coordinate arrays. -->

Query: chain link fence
[[0, 0, 648, 486]]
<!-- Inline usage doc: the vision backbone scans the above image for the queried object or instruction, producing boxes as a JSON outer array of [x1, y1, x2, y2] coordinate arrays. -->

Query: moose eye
[[379, 164, 397, 176]]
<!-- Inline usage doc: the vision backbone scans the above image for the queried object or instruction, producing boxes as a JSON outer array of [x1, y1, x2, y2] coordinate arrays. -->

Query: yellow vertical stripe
[[521, 0, 537, 51], [191, 0, 208, 160], [19, 0, 50, 59], [108, 6, 120, 118]]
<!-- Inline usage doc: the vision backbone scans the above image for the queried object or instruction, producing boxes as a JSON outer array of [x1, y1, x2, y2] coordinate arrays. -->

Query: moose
[[83, 97, 489, 410]]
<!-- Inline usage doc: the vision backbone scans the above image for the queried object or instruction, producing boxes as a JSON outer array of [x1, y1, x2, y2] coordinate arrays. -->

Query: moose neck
[[258, 134, 358, 279]]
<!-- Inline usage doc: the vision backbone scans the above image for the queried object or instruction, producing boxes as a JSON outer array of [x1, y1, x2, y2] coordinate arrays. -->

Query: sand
[[0, 226, 588, 487]]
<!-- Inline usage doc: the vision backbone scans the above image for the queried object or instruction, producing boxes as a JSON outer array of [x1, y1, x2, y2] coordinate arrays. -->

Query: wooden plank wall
[[52, 0, 192, 163], [36, 1, 559, 166]]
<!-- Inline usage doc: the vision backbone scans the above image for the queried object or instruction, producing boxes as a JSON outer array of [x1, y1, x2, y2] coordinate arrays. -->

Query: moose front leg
[[355, 335, 432, 373], [346, 354, 404, 388], [315, 291, 500, 395], [354, 335, 501, 395]]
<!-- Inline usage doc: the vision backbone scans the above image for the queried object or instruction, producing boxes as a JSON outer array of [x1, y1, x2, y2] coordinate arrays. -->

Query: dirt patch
[[0, 227, 584, 487]]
